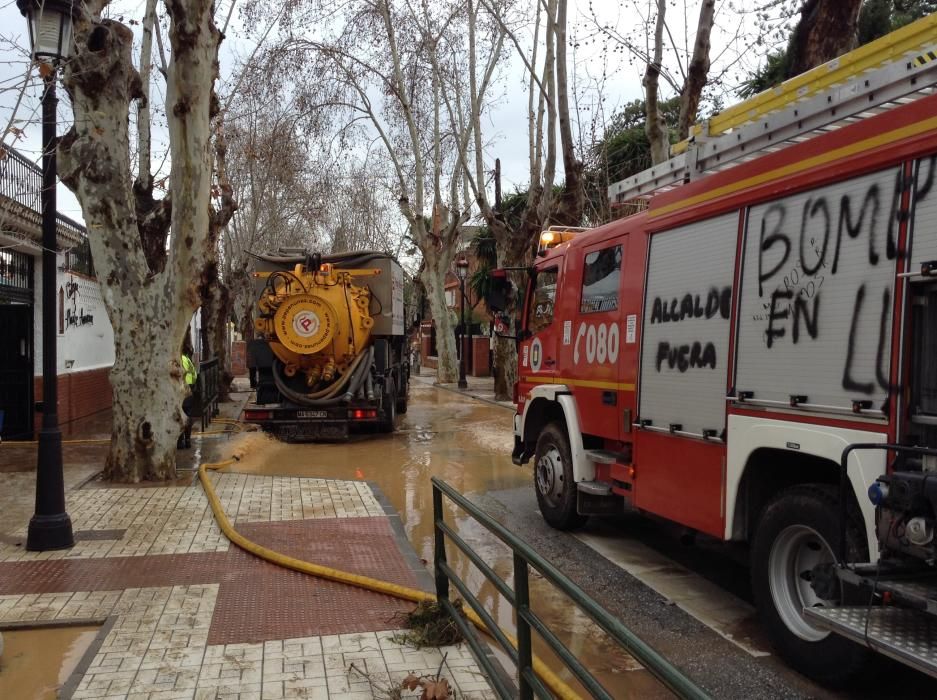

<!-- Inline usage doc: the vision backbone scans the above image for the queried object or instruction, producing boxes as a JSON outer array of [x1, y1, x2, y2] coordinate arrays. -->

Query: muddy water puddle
[[0, 624, 99, 699], [224, 382, 670, 697]]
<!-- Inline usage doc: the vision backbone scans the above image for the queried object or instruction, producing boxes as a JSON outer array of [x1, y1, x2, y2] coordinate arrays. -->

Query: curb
[[412, 374, 514, 412]]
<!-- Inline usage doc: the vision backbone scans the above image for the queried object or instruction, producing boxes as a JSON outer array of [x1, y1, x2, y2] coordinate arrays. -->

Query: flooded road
[[224, 380, 670, 698]]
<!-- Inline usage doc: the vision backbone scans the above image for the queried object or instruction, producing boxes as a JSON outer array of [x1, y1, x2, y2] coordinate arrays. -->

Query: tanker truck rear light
[[244, 409, 272, 421], [349, 409, 377, 419]]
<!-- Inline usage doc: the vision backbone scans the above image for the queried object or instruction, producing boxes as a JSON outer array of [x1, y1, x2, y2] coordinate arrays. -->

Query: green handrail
[[431, 476, 711, 700]]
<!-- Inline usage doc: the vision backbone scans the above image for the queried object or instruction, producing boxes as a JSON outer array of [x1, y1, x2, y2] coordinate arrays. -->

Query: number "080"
[[574, 322, 619, 365]]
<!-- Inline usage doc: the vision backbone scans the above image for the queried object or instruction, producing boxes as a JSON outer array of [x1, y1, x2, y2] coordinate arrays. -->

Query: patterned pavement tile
[[0, 474, 384, 563], [0, 472, 496, 699]]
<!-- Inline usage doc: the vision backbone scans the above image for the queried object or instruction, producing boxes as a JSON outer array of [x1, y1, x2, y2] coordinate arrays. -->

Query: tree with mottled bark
[[56, 0, 232, 482], [466, 0, 584, 400], [222, 67, 331, 344], [266, 0, 485, 383], [785, 0, 863, 78], [591, 0, 717, 164]]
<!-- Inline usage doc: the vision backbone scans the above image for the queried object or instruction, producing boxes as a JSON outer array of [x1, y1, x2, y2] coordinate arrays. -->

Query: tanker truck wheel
[[396, 373, 408, 414], [751, 485, 870, 686], [379, 378, 397, 433], [534, 423, 587, 531]]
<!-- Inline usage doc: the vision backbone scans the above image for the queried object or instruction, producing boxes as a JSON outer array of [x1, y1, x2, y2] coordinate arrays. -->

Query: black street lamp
[[18, 0, 77, 552], [455, 256, 469, 390]]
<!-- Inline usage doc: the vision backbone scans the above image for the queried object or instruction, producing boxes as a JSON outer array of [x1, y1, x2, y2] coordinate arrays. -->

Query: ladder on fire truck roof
[[607, 13, 937, 207]]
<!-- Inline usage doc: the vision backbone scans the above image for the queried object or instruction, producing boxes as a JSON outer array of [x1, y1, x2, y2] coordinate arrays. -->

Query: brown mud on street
[[218, 381, 673, 698], [0, 624, 100, 699]]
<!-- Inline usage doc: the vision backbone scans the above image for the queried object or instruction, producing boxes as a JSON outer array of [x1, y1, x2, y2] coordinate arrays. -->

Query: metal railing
[[0, 143, 89, 245], [197, 357, 220, 431], [64, 236, 95, 277], [431, 477, 710, 700]]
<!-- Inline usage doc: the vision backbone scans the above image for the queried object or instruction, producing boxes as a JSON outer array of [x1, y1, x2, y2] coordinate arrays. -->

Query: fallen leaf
[[420, 678, 451, 700], [401, 673, 421, 691]]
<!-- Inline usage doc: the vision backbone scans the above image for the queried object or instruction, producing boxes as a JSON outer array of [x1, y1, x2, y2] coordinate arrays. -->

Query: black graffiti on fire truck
[[841, 284, 892, 395], [650, 286, 731, 324], [752, 157, 937, 394], [655, 341, 717, 372], [764, 289, 819, 348], [757, 157, 936, 299]]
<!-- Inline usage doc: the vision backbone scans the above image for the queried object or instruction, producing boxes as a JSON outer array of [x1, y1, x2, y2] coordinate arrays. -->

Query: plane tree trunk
[[58, 0, 223, 482]]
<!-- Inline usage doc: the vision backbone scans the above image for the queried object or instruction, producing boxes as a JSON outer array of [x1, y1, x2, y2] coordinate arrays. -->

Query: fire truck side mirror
[[487, 276, 511, 313]]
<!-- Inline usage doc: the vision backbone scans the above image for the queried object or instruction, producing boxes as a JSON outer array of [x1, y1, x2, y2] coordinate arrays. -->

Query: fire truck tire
[[380, 379, 397, 433], [396, 373, 408, 414], [534, 422, 587, 531], [751, 484, 870, 686]]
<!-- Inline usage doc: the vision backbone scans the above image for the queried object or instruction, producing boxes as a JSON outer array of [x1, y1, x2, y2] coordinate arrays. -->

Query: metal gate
[[0, 304, 34, 440], [0, 248, 35, 440]]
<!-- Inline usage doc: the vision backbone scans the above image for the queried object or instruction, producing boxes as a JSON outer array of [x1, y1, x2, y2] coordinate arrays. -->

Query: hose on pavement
[[198, 458, 581, 700]]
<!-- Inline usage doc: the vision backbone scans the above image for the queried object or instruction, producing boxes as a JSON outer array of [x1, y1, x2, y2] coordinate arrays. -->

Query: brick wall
[[471, 337, 490, 377], [231, 341, 247, 376], [33, 366, 112, 437]]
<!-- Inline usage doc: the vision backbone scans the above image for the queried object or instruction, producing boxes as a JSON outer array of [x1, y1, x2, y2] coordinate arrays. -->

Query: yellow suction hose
[[198, 459, 581, 699]]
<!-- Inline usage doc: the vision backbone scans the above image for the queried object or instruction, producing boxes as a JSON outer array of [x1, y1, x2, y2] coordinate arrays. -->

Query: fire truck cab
[[506, 16, 937, 685]]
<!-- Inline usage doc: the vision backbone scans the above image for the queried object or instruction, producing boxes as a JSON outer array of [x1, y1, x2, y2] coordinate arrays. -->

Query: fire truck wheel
[[751, 484, 870, 686], [380, 379, 397, 433], [396, 375, 408, 414], [534, 423, 587, 531]]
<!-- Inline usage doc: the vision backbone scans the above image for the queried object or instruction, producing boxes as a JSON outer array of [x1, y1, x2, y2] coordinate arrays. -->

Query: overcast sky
[[0, 0, 775, 229]]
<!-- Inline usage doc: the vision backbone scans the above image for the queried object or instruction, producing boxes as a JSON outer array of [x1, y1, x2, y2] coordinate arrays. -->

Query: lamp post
[[455, 256, 469, 389], [18, 0, 77, 552]]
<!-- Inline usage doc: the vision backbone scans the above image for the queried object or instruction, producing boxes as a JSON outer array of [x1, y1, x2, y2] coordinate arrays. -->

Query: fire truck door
[[520, 264, 561, 385], [571, 242, 626, 441]]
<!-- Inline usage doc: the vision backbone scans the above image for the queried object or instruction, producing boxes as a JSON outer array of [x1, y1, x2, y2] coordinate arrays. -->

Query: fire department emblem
[[530, 337, 543, 372], [292, 311, 321, 338]]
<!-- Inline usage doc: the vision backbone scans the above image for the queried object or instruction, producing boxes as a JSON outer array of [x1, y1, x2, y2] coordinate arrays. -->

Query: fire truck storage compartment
[[908, 155, 937, 449], [909, 283, 937, 450], [636, 211, 738, 537], [911, 156, 937, 271], [734, 166, 901, 412], [639, 212, 737, 436]]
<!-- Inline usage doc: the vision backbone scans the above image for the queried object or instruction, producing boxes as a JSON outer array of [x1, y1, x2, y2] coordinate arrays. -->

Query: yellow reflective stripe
[[523, 375, 636, 391], [650, 113, 937, 219]]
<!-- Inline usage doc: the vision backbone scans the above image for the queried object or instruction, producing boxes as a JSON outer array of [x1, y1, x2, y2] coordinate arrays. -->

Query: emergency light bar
[[538, 226, 589, 254]]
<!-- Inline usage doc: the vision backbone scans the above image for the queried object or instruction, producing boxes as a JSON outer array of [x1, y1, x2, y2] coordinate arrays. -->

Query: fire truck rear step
[[584, 449, 629, 465], [837, 567, 937, 616], [577, 481, 613, 495], [803, 606, 937, 678], [576, 480, 625, 516]]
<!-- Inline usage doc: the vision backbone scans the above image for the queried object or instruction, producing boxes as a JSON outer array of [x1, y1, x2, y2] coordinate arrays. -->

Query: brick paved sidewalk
[[0, 470, 496, 699]]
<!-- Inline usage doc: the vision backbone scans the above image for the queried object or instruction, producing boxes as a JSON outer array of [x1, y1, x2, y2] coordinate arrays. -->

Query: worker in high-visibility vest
[[179, 337, 198, 449]]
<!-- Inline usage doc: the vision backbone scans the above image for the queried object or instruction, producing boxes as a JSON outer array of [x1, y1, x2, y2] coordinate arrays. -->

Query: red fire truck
[[498, 17, 937, 685]]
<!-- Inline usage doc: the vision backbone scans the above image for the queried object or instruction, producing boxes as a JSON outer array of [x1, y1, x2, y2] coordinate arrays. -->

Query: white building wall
[[32, 251, 115, 376]]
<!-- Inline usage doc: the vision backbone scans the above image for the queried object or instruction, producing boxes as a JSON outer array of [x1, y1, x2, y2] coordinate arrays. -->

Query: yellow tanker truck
[[242, 249, 408, 440]]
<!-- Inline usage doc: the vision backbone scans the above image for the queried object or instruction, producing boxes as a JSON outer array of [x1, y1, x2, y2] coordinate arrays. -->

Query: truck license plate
[[297, 410, 327, 419]]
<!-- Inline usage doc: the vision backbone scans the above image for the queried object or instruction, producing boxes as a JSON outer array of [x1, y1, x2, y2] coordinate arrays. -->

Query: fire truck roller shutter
[[639, 212, 739, 437], [911, 155, 937, 272], [735, 166, 901, 412]]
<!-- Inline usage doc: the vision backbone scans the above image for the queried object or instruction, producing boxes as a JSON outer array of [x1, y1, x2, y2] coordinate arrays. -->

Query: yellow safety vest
[[181, 355, 197, 386]]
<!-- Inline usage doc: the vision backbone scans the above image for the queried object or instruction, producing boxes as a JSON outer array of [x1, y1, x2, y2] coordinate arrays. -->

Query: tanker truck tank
[[243, 250, 409, 441]]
